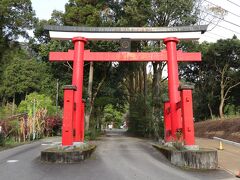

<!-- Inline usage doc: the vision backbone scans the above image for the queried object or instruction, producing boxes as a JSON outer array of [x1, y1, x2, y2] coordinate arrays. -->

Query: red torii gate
[[45, 25, 207, 148]]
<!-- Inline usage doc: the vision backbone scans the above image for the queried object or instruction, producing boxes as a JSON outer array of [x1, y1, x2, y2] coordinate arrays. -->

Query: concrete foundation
[[41, 143, 96, 163], [153, 144, 218, 169]]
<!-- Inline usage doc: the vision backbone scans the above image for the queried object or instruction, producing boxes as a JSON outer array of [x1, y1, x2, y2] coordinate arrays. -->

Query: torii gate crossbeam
[[49, 50, 201, 62]]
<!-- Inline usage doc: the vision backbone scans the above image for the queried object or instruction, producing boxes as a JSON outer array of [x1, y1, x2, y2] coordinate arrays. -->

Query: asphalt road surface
[[0, 129, 235, 180]]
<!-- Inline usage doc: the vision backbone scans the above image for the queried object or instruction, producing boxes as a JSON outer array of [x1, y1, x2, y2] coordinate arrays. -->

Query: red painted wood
[[72, 37, 87, 142], [80, 101, 85, 142], [164, 102, 171, 142], [62, 88, 74, 146], [49, 50, 201, 62], [181, 89, 195, 145], [164, 38, 182, 140]]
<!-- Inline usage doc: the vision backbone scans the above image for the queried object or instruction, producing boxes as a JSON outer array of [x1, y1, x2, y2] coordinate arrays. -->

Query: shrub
[[0, 133, 5, 146], [45, 116, 62, 136], [18, 92, 57, 117]]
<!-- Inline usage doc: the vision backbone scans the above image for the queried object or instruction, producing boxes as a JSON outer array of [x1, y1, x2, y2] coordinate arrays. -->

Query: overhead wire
[[201, 9, 240, 28], [181, 0, 240, 30], [179, 0, 240, 39], [196, 0, 240, 37], [207, 31, 228, 39], [166, 0, 240, 39], [202, 34, 219, 40], [205, 0, 240, 19], [226, 0, 240, 9], [198, 17, 240, 36]]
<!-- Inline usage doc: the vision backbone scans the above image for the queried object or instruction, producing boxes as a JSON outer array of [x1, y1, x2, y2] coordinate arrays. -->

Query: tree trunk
[[219, 99, 224, 119], [218, 71, 240, 118], [128, 71, 135, 131], [139, 66, 143, 94], [219, 77, 225, 118], [132, 72, 137, 93], [143, 64, 147, 97], [85, 62, 94, 131], [129, 72, 134, 101], [152, 63, 158, 103], [208, 103, 213, 119], [12, 94, 15, 115], [151, 62, 160, 138], [87, 72, 107, 131]]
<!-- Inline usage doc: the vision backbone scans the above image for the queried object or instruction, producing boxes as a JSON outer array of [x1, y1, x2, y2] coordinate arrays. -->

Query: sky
[[31, 0, 240, 43], [31, 0, 68, 20], [199, 0, 240, 42]]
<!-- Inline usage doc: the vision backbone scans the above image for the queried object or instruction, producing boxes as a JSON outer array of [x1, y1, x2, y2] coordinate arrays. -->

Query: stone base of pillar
[[184, 145, 199, 151], [153, 144, 218, 169], [41, 142, 96, 163]]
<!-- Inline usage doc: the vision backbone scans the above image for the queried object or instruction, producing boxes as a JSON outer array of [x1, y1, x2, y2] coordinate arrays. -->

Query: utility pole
[[32, 98, 36, 140], [56, 79, 59, 115]]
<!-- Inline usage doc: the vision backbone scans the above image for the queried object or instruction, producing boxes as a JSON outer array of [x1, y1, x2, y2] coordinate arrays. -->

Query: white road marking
[[41, 142, 61, 146], [7, 160, 19, 163]]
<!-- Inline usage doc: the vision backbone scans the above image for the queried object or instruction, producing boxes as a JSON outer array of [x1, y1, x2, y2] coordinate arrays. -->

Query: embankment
[[194, 118, 240, 143]]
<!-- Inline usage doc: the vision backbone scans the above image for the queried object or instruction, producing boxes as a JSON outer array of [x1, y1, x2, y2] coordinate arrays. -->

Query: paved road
[[196, 138, 240, 175], [0, 130, 235, 180]]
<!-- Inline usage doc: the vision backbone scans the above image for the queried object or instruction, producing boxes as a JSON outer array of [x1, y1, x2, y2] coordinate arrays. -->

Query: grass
[[84, 129, 102, 141], [0, 136, 57, 151], [0, 139, 30, 151]]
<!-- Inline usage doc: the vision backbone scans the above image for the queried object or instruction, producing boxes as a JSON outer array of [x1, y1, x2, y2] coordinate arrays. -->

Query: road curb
[[213, 137, 240, 147]]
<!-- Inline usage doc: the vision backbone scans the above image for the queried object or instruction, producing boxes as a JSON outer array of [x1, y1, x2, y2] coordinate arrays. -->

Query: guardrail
[[213, 136, 240, 147]]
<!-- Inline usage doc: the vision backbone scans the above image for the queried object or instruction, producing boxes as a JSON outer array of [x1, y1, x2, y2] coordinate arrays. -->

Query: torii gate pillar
[[72, 37, 87, 142], [164, 38, 182, 139]]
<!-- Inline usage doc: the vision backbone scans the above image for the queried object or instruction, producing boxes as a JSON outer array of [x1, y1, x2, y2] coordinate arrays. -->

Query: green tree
[[0, 49, 55, 105], [102, 104, 124, 128], [179, 41, 216, 120], [0, 0, 35, 58], [18, 92, 56, 117], [204, 38, 240, 118], [0, 0, 36, 108], [64, 0, 105, 26], [181, 38, 240, 119], [18, 92, 57, 140]]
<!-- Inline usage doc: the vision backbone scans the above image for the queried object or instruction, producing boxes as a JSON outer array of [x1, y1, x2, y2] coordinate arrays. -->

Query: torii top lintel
[[44, 25, 207, 41]]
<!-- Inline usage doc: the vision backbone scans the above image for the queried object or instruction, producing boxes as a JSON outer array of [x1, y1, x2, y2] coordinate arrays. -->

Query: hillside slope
[[194, 118, 240, 143]]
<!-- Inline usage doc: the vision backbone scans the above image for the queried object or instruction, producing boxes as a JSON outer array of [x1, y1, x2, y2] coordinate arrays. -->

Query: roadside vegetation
[[0, 92, 61, 147], [195, 117, 240, 143], [0, 0, 239, 147]]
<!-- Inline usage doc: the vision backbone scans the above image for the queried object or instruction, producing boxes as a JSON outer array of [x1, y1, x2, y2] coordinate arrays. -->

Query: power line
[[226, 0, 240, 9], [199, 1, 240, 39], [202, 34, 219, 40], [170, 0, 239, 39], [199, 17, 240, 36], [179, 0, 240, 39], [183, 0, 240, 28], [205, 0, 240, 19], [201, 10, 240, 28], [207, 31, 228, 39]]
